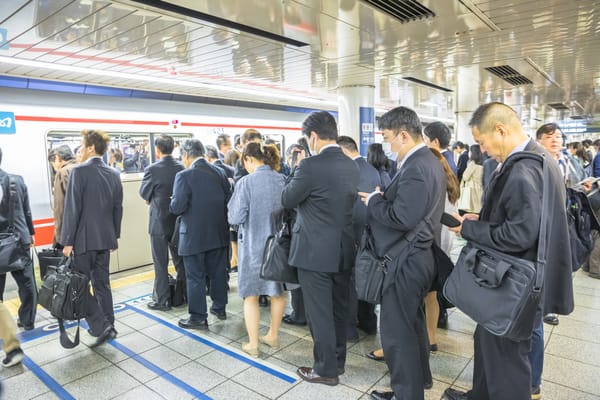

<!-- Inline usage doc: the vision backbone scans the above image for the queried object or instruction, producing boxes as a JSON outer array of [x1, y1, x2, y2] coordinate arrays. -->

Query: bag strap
[[382, 218, 431, 262], [534, 154, 550, 292], [2, 175, 16, 232], [58, 318, 80, 348]]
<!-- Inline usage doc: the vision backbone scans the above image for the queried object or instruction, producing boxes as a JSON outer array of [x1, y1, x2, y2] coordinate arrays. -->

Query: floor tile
[[111, 385, 166, 400], [116, 357, 160, 383], [539, 380, 600, 400], [546, 333, 600, 367], [232, 358, 298, 399], [270, 338, 314, 369], [206, 380, 269, 400], [2, 371, 49, 400], [197, 347, 251, 378], [41, 348, 111, 385], [138, 345, 192, 371], [169, 360, 228, 392], [543, 353, 600, 395], [119, 312, 159, 330], [339, 351, 389, 393], [166, 336, 215, 360], [145, 376, 195, 400], [140, 321, 183, 344], [24, 338, 87, 366], [278, 381, 363, 400], [62, 365, 140, 400], [552, 317, 600, 344]]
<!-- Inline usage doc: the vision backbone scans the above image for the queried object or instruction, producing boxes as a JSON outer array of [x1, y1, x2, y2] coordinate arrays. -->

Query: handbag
[[260, 219, 298, 284], [0, 176, 29, 274], [36, 247, 63, 279], [457, 183, 472, 211], [38, 257, 90, 348], [355, 221, 428, 304], [443, 152, 549, 341]]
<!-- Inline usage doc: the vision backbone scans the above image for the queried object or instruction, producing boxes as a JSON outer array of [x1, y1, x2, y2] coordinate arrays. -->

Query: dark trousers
[[529, 317, 544, 388], [347, 269, 377, 335], [289, 287, 306, 323], [183, 247, 228, 321], [469, 325, 532, 400], [0, 249, 37, 328], [73, 250, 113, 335], [380, 250, 434, 400], [150, 234, 184, 305], [298, 268, 351, 378]]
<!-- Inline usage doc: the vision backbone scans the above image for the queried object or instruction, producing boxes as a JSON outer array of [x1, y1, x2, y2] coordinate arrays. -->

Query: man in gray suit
[[337, 136, 382, 339], [139, 135, 185, 311], [362, 107, 445, 400], [62, 130, 123, 347], [282, 112, 359, 386]]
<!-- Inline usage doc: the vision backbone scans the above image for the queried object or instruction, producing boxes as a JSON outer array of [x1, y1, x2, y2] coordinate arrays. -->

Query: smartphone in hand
[[441, 212, 461, 228]]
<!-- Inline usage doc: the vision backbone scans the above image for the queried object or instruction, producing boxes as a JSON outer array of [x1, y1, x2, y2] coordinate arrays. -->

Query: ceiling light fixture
[[0, 56, 337, 107]]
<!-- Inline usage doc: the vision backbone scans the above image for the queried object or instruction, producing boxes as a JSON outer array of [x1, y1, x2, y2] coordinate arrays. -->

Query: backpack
[[566, 187, 600, 271]]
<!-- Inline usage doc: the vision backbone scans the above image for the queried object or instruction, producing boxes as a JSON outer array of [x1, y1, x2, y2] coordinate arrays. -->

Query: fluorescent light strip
[[0, 56, 338, 107]]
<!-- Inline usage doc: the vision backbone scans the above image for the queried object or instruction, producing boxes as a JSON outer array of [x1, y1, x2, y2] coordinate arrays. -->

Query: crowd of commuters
[[1, 102, 598, 400]]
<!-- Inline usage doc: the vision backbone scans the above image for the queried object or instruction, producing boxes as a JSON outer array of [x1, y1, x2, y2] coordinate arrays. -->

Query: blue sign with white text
[[0, 28, 9, 50], [359, 106, 374, 156], [0, 112, 16, 134]]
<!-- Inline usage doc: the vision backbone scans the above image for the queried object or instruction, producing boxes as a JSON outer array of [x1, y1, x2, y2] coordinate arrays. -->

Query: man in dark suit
[[170, 139, 231, 330], [443, 103, 572, 400], [282, 112, 359, 386], [216, 134, 232, 161], [337, 136, 381, 339], [361, 107, 445, 400], [454, 141, 469, 182], [205, 145, 235, 181], [139, 135, 185, 311], [423, 121, 457, 175], [0, 147, 37, 331], [62, 130, 123, 347]]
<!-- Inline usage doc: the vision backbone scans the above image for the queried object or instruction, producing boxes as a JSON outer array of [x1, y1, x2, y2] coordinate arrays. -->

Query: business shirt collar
[[352, 155, 363, 161], [318, 144, 339, 154]]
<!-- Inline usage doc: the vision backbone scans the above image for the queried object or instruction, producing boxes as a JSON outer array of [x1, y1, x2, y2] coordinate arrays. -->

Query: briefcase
[[36, 248, 63, 279], [260, 221, 298, 284]]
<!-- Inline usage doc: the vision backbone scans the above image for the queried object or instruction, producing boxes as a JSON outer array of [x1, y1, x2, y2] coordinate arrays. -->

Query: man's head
[[180, 139, 205, 168], [468, 102, 527, 162], [48, 145, 74, 172], [205, 145, 220, 163], [241, 129, 262, 148], [302, 111, 338, 154], [536, 123, 563, 159], [378, 106, 423, 161], [453, 141, 466, 153], [216, 134, 232, 154], [154, 135, 175, 158], [80, 130, 110, 162], [423, 122, 452, 152], [336, 136, 359, 158]]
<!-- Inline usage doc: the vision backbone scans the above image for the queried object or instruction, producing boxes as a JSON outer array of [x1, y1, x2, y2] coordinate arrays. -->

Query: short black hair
[[367, 143, 390, 171], [423, 122, 452, 149], [180, 139, 205, 158], [453, 141, 466, 150], [535, 122, 561, 140], [216, 134, 231, 151], [241, 129, 262, 145], [205, 145, 219, 160], [155, 135, 175, 155], [48, 145, 74, 162], [302, 111, 337, 141], [469, 144, 483, 165], [378, 106, 422, 141], [336, 136, 358, 153]]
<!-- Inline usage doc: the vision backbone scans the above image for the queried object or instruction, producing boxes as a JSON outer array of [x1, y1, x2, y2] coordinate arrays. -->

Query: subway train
[[0, 86, 452, 273]]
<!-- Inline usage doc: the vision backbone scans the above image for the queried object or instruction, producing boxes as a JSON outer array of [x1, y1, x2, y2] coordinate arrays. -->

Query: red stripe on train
[[33, 219, 54, 247], [181, 122, 300, 131], [16, 116, 169, 125]]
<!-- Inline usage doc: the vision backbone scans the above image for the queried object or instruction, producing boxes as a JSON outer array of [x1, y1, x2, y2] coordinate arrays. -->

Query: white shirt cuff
[[366, 191, 381, 206]]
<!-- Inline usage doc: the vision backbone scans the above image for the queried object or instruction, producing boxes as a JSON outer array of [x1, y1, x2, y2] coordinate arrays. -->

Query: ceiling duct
[[402, 77, 453, 92], [547, 103, 569, 110], [484, 65, 533, 86], [361, 0, 435, 23]]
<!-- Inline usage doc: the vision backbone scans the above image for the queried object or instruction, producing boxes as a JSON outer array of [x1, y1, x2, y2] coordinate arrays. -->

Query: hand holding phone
[[441, 212, 461, 228]]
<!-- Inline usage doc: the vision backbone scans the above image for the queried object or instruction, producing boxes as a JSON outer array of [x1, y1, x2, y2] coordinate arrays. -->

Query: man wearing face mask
[[360, 107, 446, 400]]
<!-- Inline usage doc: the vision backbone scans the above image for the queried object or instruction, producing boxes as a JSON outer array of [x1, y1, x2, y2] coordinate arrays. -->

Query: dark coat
[[442, 149, 458, 175], [461, 140, 574, 315], [457, 151, 469, 182], [61, 157, 123, 252], [213, 159, 235, 180], [0, 170, 35, 246], [169, 158, 232, 256], [282, 146, 359, 273], [139, 155, 185, 237], [352, 157, 382, 243]]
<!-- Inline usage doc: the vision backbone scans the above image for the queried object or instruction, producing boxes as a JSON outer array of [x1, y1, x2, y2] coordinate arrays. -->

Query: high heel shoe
[[259, 336, 280, 350], [241, 343, 259, 357]]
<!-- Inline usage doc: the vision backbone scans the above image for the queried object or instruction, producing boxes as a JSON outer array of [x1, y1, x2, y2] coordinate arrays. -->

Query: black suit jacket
[[368, 146, 446, 257], [457, 151, 469, 181], [139, 155, 185, 237], [213, 159, 235, 180], [0, 170, 35, 246], [282, 146, 359, 273], [352, 157, 382, 243], [170, 158, 232, 256], [61, 157, 123, 252], [442, 149, 458, 175], [462, 140, 574, 315]]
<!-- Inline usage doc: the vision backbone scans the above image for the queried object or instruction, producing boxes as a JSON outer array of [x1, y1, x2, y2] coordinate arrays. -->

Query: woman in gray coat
[[228, 142, 285, 357]]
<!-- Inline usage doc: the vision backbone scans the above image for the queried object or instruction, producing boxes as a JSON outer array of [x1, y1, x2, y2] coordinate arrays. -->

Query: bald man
[[443, 103, 573, 400]]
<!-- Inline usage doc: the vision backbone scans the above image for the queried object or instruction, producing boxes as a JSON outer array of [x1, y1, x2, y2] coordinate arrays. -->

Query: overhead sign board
[[0, 112, 16, 134]]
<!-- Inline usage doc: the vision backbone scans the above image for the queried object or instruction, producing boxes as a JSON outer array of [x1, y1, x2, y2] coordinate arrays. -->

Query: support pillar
[[455, 65, 481, 144], [338, 85, 375, 156]]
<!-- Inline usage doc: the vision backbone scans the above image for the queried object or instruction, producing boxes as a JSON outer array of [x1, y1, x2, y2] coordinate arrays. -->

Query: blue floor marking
[[108, 340, 212, 400], [125, 304, 297, 384], [22, 356, 76, 400]]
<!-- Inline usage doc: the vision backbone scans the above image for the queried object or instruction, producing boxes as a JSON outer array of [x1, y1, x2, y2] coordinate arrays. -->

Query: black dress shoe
[[90, 326, 117, 348], [147, 301, 171, 311], [87, 329, 99, 338], [442, 388, 469, 400], [210, 309, 227, 320], [282, 315, 307, 326], [424, 380, 433, 389], [366, 351, 384, 362], [16, 320, 34, 331], [296, 367, 338, 386], [543, 313, 559, 326], [178, 318, 208, 330], [370, 390, 396, 400], [429, 343, 438, 352], [259, 295, 270, 307]]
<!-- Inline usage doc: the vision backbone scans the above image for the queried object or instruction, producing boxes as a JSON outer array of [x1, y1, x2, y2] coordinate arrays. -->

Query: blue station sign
[[0, 112, 16, 134]]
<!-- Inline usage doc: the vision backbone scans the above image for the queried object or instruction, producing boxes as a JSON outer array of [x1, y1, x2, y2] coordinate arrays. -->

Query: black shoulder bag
[[443, 152, 548, 341], [260, 211, 298, 284], [0, 175, 29, 273]]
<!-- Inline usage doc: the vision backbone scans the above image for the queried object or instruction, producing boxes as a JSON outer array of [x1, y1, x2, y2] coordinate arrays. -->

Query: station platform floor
[[1, 249, 600, 399]]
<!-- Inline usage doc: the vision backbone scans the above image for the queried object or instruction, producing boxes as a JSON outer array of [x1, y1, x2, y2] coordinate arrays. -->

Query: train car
[[0, 87, 306, 272]]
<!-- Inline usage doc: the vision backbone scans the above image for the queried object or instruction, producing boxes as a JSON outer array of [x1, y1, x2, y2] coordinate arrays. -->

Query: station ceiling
[[0, 0, 599, 124]]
